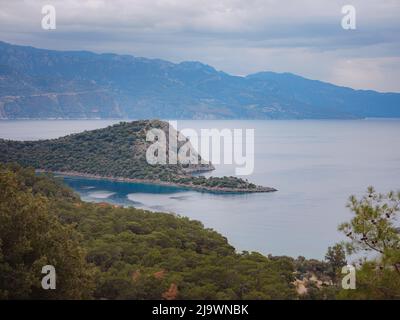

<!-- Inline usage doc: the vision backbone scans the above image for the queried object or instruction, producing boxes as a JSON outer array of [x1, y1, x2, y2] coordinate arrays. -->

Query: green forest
[[0, 120, 272, 192], [0, 163, 399, 299]]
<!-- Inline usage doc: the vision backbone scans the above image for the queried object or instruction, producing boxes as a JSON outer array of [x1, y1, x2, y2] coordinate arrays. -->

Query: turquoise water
[[1, 119, 400, 258]]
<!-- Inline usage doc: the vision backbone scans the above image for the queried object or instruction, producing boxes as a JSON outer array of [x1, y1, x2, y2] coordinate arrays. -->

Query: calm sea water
[[1, 119, 400, 259]]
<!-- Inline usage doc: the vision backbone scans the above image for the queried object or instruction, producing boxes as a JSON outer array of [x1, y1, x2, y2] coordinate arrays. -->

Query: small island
[[0, 120, 276, 193]]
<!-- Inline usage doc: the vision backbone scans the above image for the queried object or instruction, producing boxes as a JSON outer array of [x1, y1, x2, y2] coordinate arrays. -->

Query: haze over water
[[1, 119, 399, 258]]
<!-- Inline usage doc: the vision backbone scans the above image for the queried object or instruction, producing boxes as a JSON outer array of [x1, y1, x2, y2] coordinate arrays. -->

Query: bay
[[1, 119, 400, 258]]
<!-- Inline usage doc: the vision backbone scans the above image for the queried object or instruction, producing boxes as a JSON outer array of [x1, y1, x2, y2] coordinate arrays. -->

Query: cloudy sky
[[1, 0, 399, 92]]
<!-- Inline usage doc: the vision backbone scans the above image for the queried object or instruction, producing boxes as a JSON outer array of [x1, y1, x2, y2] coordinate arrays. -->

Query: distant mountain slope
[[0, 41, 399, 119]]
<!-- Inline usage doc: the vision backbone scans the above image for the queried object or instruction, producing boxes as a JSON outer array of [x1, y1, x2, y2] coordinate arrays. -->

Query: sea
[[1, 119, 400, 259]]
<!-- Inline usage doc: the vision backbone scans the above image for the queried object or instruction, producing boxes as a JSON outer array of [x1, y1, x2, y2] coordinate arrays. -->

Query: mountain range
[[0, 40, 399, 119]]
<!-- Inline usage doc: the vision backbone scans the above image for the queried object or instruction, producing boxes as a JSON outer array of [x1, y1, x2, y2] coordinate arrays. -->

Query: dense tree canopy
[[0, 164, 94, 299], [0, 121, 270, 192], [1, 165, 399, 300], [0, 164, 293, 299], [336, 187, 400, 299]]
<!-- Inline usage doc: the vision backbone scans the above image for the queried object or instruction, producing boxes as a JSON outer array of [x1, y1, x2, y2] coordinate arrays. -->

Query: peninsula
[[0, 120, 276, 193]]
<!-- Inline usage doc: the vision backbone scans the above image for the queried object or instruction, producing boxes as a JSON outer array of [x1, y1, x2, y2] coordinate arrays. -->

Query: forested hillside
[[0, 164, 294, 299], [0, 120, 275, 192], [1, 164, 399, 299]]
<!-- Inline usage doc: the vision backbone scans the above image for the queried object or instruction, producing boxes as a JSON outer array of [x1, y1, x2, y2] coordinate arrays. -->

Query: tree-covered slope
[[2, 164, 399, 299], [0, 163, 95, 299], [0, 120, 274, 192], [0, 120, 193, 180], [0, 163, 295, 299], [1, 41, 399, 120]]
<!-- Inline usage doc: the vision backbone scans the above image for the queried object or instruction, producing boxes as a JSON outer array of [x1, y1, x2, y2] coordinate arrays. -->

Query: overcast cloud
[[0, 0, 399, 91]]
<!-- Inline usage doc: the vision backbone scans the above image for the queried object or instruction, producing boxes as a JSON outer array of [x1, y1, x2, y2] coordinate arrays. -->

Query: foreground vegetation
[[0, 164, 289, 299], [0, 164, 399, 299]]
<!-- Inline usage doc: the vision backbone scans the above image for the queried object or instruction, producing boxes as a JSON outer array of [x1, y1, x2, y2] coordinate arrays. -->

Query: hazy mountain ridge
[[0, 41, 399, 119]]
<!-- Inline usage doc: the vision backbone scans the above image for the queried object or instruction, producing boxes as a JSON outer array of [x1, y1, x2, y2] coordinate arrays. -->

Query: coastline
[[36, 169, 277, 194]]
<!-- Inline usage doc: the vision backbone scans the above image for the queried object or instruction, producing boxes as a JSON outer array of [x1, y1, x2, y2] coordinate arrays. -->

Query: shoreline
[[36, 170, 277, 194]]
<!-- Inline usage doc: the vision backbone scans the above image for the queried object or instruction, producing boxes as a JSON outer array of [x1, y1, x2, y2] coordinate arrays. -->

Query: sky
[[0, 0, 399, 92]]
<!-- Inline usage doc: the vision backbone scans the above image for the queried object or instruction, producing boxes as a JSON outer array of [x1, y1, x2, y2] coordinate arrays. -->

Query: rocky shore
[[36, 170, 277, 194]]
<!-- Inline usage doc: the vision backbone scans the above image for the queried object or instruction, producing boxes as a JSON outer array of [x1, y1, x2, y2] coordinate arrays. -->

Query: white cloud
[[0, 0, 399, 91], [329, 57, 400, 92]]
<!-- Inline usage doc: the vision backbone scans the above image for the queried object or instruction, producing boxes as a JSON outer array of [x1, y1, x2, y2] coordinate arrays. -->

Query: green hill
[[0, 120, 275, 193], [0, 163, 293, 299]]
